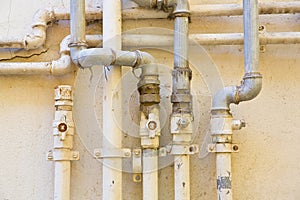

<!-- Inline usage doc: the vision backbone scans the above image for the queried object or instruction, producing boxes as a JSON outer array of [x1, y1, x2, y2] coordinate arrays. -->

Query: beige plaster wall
[[0, 0, 299, 199]]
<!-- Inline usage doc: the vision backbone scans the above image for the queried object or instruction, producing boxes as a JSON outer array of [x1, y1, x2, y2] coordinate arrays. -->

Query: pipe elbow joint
[[23, 26, 47, 50], [51, 54, 73, 76], [212, 73, 262, 112], [32, 8, 55, 27], [137, 51, 155, 66], [212, 86, 236, 111], [237, 73, 262, 102], [165, 0, 190, 16]]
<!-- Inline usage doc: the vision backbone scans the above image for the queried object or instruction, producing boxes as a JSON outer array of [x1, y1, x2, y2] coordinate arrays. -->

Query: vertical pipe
[[216, 153, 232, 200], [102, 0, 122, 200], [244, 0, 259, 73], [174, 155, 190, 200], [172, 3, 192, 199], [51, 85, 78, 200], [54, 162, 71, 200], [70, 0, 86, 45], [173, 16, 191, 113], [70, 0, 87, 64], [143, 149, 158, 200]]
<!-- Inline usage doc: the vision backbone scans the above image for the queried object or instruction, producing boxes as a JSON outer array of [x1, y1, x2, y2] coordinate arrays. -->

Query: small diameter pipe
[[138, 59, 160, 200], [49, 85, 79, 200], [174, 156, 190, 199], [69, 0, 87, 65], [1, 2, 300, 49], [2, 30, 300, 76], [54, 161, 71, 200], [210, 0, 261, 200], [143, 149, 159, 200]]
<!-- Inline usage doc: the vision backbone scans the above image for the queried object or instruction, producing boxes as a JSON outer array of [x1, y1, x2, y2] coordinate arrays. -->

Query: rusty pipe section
[[212, 0, 262, 111]]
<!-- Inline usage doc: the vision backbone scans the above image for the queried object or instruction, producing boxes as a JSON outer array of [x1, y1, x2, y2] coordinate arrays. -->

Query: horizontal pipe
[[77, 48, 154, 68], [1, 2, 300, 49], [0, 54, 72, 76], [81, 32, 300, 48], [1, 30, 300, 76]]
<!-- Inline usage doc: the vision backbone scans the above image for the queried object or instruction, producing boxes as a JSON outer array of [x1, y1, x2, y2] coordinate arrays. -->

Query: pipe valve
[[146, 113, 159, 139]]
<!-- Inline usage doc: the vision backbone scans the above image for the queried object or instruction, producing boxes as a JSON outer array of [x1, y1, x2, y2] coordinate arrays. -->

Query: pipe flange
[[140, 94, 160, 103], [171, 94, 192, 103]]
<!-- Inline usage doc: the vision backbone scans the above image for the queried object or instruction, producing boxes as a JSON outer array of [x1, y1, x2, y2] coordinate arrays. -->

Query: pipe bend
[[23, 8, 56, 50], [237, 74, 262, 103], [51, 54, 73, 76], [212, 74, 262, 111], [32, 8, 55, 27]]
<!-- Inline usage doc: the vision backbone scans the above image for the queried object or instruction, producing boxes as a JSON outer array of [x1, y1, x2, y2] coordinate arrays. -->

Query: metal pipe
[[137, 56, 160, 200], [102, 0, 123, 199], [174, 155, 190, 200], [1, 2, 300, 49], [0, 54, 72, 76], [48, 85, 79, 200], [166, 1, 193, 200], [54, 161, 71, 200], [69, 0, 87, 66], [72, 32, 300, 48], [210, 0, 262, 200], [2, 30, 300, 76], [212, 0, 262, 111]]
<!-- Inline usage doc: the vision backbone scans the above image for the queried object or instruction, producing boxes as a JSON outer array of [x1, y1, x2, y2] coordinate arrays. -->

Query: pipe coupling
[[68, 41, 88, 48], [172, 67, 192, 80]]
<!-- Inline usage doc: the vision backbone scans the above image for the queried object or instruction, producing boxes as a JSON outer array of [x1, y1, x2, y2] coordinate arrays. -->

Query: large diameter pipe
[[102, 0, 123, 200]]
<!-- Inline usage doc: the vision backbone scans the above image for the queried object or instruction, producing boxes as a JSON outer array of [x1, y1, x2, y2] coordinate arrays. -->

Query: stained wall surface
[[0, 0, 299, 199]]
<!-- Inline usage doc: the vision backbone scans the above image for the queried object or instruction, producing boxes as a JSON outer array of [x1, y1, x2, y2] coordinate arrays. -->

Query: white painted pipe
[[0, 54, 72, 76], [174, 155, 190, 200], [216, 153, 232, 200], [2, 30, 300, 75], [54, 161, 71, 200], [143, 149, 158, 200], [102, 0, 123, 199], [50, 85, 78, 200], [1, 2, 300, 49]]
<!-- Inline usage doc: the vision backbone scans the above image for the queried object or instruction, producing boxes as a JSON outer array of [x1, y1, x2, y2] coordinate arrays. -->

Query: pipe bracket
[[132, 149, 142, 182], [47, 150, 79, 161], [94, 148, 132, 159], [159, 144, 199, 156], [208, 143, 239, 153]]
